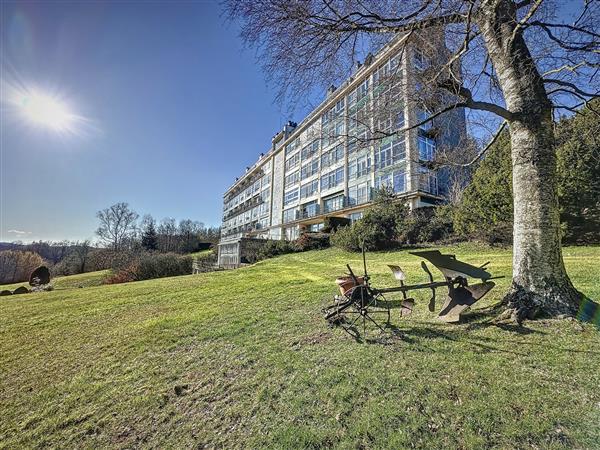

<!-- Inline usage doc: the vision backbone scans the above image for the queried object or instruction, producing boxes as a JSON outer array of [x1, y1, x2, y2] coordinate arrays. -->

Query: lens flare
[[18, 90, 75, 132], [1, 77, 95, 138]]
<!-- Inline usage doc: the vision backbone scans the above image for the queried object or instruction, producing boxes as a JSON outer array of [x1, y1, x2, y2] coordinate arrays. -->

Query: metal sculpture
[[323, 247, 501, 339]]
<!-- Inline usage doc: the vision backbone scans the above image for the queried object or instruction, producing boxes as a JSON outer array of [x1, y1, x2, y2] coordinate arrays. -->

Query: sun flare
[[18, 91, 75, 132], [2, 79, 93, 137]]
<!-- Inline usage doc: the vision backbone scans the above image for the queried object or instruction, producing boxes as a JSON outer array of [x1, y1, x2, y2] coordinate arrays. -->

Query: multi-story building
[[218, 35, 466, 268]]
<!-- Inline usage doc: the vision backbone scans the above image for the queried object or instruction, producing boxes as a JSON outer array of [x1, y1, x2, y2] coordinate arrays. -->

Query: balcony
[[419, 172, 439, 195], [300, 203, 320, 219]]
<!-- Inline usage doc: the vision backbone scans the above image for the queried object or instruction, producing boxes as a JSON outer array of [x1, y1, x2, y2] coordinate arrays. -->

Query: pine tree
[[141, 216, 158, 251]]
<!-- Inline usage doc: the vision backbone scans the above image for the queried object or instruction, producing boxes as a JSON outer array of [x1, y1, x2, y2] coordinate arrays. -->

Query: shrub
[[134, 253, 193, 280], [0, 251, 45, 284], [331, 188, 409, 252], [106, 252, 193, 284], [294, 232, 330, 251], [255, 240, 296, 261], [397, 206, 454, 245]]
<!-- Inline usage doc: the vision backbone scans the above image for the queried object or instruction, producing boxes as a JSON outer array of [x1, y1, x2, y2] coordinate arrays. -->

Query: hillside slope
[[1, 245, 599, 448]]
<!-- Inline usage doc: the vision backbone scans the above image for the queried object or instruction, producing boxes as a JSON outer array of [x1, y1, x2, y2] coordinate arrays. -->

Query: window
[[284, 188, 299, 206], [285, 152, 300, 171], [301, 201, 320, 218], [348, 155, 371, 180], [335, 119, 344, 137], [414, 48, 430, 71], [323, 195, 345, 213], [320, 167, 344, 190], [357, 78, 369, 101], [300, 179, 319, 199], [334, 98, 344, 115], [349, 212, 363, 223], [417, 109, 432, 131], [284, 170, 300, 187], [308, 223, 324, 232], [375, 137, 406, 169], [301, 139, 320, 160], [301, 159, 319, 180], [285, 226, 300, 240], [321, 144, 344, 169], [283, 207, 298, 223], [348, 182, 371, 206], [375, 169, 406, 193], [418, 135, 436, 161]]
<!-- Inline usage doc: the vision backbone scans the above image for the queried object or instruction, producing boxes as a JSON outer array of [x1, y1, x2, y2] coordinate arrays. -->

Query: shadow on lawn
[[342, 304, 600, 357]]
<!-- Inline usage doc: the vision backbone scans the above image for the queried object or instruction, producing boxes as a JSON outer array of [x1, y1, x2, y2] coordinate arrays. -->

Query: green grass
[[0, 269, 111, 292], [1, 244, 599, 449], [189, 249, 214, 259]]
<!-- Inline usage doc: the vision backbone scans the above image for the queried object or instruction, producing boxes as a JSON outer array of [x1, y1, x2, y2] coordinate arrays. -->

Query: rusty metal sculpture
[[323, 246, 501, 340]]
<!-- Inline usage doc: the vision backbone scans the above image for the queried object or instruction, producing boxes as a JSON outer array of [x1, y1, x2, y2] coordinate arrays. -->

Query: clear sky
[[1, 1, 299, 243]]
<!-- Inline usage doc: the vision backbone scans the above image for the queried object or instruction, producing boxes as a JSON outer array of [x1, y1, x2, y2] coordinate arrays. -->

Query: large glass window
[[418, 135, 436, 161], [348, 181, 371, 206], [285, 152, 300, 171], [375, 169, 406, 193], [300, 179, 319, 199], [414, 48, 430, 71], [320, 167, 344, 190], [323, 195, 345, 213], [348, 155, 371, 180], [284, 170, 300, 187], [321, 144, 344, 169], [301, 201, 320, 218], [283, 207, 298, 223], [301, 139, 320, 160], [301, 159, 320, 180], [284, 188, 299, 206], [375, 137, 406, 169]]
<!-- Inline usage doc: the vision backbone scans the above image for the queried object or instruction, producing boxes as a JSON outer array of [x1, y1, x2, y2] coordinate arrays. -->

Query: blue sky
[[1, 1, 300, 242]]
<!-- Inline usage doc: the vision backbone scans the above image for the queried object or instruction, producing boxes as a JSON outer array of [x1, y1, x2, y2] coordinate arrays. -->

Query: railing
[[223, 195, 264, 221], [300, 204, 320, 219], [419, 172, 439, 195]]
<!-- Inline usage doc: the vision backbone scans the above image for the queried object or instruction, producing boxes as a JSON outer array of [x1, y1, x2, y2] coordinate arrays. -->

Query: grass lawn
[[0, 269, 111, 292], [1, 244, 599, 448]]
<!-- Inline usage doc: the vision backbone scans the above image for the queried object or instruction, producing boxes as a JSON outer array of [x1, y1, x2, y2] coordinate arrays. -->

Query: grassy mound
[[1, 244, 599, 448]]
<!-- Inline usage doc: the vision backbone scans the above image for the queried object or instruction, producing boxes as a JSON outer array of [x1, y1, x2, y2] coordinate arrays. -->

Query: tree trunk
[[478, 0, 581, 319]]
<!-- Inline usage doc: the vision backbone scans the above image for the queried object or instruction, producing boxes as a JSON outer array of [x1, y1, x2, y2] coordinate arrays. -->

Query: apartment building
[[218, 35, 466, 268]]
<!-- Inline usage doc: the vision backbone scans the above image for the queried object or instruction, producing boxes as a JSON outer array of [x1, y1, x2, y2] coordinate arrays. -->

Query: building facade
[[218, 36, 466, 268]]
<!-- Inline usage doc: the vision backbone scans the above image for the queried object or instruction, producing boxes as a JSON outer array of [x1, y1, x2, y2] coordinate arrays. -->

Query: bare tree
[[157, 217, 178, 253], [96, 203, 139, 251], [226, 0, 599, 319], [70, 240, 92, 274]]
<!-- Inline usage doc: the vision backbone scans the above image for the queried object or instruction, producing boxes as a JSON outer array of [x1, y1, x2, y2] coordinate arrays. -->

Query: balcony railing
[[300, 204, 320, 219], [419, 172, 439, 195]]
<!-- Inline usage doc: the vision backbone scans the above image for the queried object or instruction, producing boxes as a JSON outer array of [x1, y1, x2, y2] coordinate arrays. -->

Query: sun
[[18, 90, 76, 133]]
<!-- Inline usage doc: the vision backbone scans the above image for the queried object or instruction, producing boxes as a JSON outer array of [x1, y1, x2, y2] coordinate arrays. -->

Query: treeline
[[95, 203, 220, 253], [0, 205, 220, 285]]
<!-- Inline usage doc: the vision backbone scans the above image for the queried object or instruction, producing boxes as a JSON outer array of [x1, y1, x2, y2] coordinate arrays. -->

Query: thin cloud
[[7, 229, 32, 235]]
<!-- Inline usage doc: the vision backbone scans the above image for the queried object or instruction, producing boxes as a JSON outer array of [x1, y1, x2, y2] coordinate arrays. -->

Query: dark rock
[[29, 266, 51, 286], [13, 286, 30, 295], [0, 290, 12, 296]]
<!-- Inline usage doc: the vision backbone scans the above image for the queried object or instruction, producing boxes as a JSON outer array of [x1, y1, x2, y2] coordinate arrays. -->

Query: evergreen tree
[[556, 101, 600, 244], [453, 131, 513, 243], [454, 101, 600, 244], [141, 215, 158, 251]]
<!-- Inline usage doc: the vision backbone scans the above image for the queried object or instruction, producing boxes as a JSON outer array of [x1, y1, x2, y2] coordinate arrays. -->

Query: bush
[[294, 232, 330, 251], [397, 206, 454, 245], [255, 240, 296, 261], [0, 251, 45, 284], [331, 188, 409, 252], [106, 252, 193, 284]]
